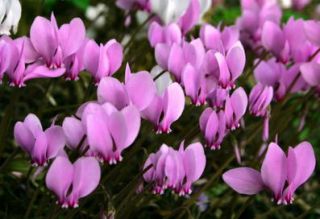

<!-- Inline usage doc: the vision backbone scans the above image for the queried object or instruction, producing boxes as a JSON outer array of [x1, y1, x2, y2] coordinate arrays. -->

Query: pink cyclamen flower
[[261, 21, 290, 63], [178, 0, 201, 34], [97, 64, 156, 111], [200, 24, 239, 53], [46, 156, 101, 208], [205, 41, 246, 89], [155, 38, 205, 82], [148, 21, 182, 47], [30, 14, 86, 72], [283, 18, 314, 63], [141, 82, 185, 133], [4, 36, 65, 87], [249, 83, 273, 117], [223, 142, 316, 204], [82, 102, 141, 164], [14, 113, 66, 166], [237, 0, 282, 46], [224, 87, 248, 130], [84, 39, 123, 83], [143, 142, 206, 195], [199, 108, 227, 150]]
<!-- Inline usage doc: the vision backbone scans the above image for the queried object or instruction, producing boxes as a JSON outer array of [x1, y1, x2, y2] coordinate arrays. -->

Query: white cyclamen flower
[[0, 0, 21, 35], [150, 0, 191, 24]]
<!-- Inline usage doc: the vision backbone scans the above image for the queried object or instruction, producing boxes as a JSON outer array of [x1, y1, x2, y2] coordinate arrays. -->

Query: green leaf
[[72, 0, 89, 11]]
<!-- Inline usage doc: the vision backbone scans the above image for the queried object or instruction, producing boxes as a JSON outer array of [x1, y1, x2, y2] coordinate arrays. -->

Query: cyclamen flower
[[237, 0, 281, 47], [97, 65, 156, 111], [155, 39, 205, 82], [223, 142, 316, 204], [200, 24, 239, 52], [249, 83, 273, 117], [82, 102, 141, 164], [261, 21, 290, 63], [46, 156, 101, 208], [205, 41, 246, 89], [84, 39, 123, 83], [14, 114, 65, 166], [148, 21, 182, 47], [224, 87, 248, 130], [143, 142, 206, 195], [30, 14, 86, 72], [141, 82, 185, 133], [3, 36, 65, 87], [199, 108, 227, 150], [0, 0, 21, 35]]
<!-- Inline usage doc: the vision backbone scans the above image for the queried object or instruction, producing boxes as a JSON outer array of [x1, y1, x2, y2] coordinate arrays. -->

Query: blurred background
[[0, 0, 320, 218]]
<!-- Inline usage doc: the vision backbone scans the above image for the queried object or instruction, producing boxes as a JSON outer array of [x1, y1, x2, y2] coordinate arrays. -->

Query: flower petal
[[46, 156, 73, 205], [261, 142, 287, 201], [223, 167, 264, 195]]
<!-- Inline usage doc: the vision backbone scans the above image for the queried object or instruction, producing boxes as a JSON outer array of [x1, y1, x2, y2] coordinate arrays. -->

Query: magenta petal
[[161, 83, 185, 132], [46, 156, 73, 205], [178, 0, 200, 34], [97, 77, 129, 109], [155, 43, 170, 70], [223, 167, 264, 195], [304, 20, 320, 46], [168, 43, 185, 81], [261, 143, 287, 201], [62, 117, 85, 150], [226, 41, 246, 81], [31, 132, 48, 165], [14, 122, 34, 153], [23, 113, 43, 136], [107, 110, 127, 150], [125, 71, 157, 111], [261, 21, 285, 57], [148, 22, 164, 47], [45, 126, 66, 159], [182, 64, 199, 103], [23, 64, 65, 82], [105, 39, 123, 74], [121, 105, 141, 147], [165, 23, 182, 45], [215, 52, 231, 88], [83, 40, 100, 76], [86, 112, 113, 160], [300, 61, 320, 86], [30, 16, 57, 64], [204, 111, 219, 143], [183, 142, 206, 183], [254, 60, 282, 86], [59, 18, 86, 58], [141, 95, 163, 126], [70, 157, 101, 205], [287, 142, 316, 195], [230, 87, 248, 121], [199, 108, 213, 132]]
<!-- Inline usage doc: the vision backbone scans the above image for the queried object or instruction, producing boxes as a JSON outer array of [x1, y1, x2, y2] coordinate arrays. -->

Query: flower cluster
[[223, 141, 316, 205], [143, 142, 206, 196], [0, 14, 123, 87]]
